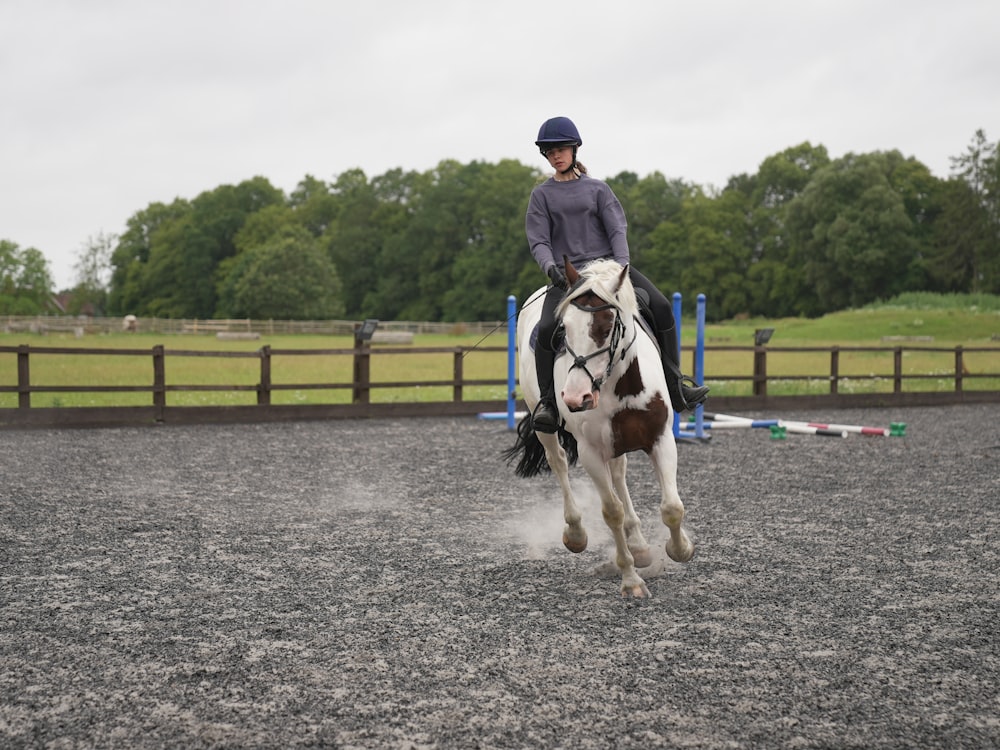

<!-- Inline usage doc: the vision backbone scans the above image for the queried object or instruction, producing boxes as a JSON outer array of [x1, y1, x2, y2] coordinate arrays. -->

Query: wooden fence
[[1, 340, 998, 428], [2, 315, 500, 337]]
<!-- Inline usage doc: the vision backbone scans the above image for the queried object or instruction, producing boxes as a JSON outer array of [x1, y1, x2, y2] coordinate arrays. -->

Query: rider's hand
[[547, 265, 568, 290]]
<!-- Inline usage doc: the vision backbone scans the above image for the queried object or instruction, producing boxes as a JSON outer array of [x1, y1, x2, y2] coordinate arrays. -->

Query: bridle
[[560, 295, 636, 392]]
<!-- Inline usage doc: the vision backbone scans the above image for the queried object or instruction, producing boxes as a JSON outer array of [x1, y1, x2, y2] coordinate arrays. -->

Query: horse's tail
[[502, 414, 579, 478]]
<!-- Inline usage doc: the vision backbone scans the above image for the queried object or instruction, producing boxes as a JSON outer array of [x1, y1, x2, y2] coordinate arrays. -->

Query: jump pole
[[691, 418, 780, 430], [705, 412, 901, 438], [792, 420, 891, 437], [778, 421, 848, 438]]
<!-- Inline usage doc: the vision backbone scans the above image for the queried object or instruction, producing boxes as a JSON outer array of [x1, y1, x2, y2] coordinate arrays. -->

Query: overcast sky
[[3, 0, 998, 290]]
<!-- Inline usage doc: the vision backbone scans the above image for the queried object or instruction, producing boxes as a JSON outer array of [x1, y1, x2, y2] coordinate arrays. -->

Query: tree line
[[4, 130, 999, 322]]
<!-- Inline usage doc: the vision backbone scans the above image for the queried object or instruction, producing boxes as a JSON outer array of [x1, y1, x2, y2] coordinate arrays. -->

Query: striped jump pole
[[778, 421, 848, 438], [707, 412, 904, 438], [797, 421, 891, 437], [690, 418, 780, 430], [704, 412, 778, 428]]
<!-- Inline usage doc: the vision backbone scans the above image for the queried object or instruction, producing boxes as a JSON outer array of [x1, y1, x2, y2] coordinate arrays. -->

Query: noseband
[[561, 296, 635, 392]]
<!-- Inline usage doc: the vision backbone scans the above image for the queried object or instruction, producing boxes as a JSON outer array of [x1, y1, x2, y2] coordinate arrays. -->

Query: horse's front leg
[[536, 432, 587, 554], [579, 449, 649, 598], [609, 455, 652, 569], [649, 437, 694, 563]]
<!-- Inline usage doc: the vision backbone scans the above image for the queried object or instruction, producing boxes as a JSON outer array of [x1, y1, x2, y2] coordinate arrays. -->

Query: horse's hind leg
[[609, 455, 652, 569], [651, 438, 695, 563], [537, 432, 587, 553]]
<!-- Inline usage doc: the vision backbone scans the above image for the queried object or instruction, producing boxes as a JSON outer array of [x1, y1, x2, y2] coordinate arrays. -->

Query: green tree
[[645, 187, 753, 321], [927, 177, 993, 292], [107, 199, 191, 315], [741, 143, 831, 315], [944, 129, 1000, 292], [439, 160, 541, 320], [325, 168, 394, 318], [68, 231, 115, 315], [362, 161, 482, 321], [605, 171, 688, 267], [289, 174, 338, 237], [221, 225, 343, 320], [785, 152, 921, 315], [0, 240, 55, 314], [138, 177, 285, 317]]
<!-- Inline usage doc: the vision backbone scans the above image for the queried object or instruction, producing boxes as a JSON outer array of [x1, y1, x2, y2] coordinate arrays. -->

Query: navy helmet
[[535, 116, 582, 154]]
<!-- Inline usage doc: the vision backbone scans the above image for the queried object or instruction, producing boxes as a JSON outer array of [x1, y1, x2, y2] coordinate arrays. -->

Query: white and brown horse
[[505, 258, 694, 597]]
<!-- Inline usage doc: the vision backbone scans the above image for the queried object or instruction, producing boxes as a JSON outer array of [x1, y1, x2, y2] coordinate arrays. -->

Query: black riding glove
[[547, 265, 568, 290]]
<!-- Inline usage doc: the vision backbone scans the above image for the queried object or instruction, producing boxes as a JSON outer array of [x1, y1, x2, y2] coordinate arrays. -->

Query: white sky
[[3, 0, 998, 289]]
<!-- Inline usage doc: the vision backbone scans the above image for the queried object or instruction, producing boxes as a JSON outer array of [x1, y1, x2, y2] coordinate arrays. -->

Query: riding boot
[[658, 328, 710, 413], [531, 346, 560, 434]]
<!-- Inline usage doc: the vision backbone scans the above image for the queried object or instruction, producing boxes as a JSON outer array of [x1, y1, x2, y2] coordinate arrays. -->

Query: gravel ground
[[1, 404, 998, 749]]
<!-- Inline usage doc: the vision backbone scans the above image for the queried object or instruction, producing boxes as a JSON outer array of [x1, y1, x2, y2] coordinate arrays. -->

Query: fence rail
[[2, 314, 502, 337], [705, 344, 1000, 396], [1, 339, 998, 428]]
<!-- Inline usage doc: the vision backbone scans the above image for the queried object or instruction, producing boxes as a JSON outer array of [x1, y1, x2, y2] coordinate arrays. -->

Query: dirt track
[[2, 404, 998, 749]]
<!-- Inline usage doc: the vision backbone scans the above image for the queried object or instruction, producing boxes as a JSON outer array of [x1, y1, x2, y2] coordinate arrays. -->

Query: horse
[[504, 258, 695, 598]]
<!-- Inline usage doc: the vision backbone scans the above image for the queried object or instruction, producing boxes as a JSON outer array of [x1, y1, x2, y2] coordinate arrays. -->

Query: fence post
[[830, 346, 839, 394], [258, 345, 271, 405], [152, 345, 165, 420], [352, 325, 371, 404], [17, 345, 30, 409], [752, 346, 768, 396], [893, 347, 903, 393], [955, 345, 964, 393], [453, 349, 463, 403]]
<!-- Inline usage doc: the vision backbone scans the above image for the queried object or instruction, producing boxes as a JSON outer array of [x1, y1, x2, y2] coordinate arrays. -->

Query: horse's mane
[[556, 259, 637, 317]]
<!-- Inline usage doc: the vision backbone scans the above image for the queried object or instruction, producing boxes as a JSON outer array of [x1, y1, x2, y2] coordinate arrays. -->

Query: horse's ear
[[565, 256, 580, 285], [615, 263, 630, 293]]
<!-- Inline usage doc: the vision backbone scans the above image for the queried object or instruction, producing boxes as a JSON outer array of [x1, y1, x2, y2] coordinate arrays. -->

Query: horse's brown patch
[[614, 357, 644, 398], [584, 299, 614, 347], [611, 393, 669, 456]]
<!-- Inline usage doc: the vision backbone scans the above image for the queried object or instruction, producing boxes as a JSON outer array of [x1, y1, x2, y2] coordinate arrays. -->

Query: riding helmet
[[535, 116, 582, 154]]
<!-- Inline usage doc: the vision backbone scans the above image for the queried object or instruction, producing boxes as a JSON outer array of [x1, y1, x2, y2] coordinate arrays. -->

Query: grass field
[[2, 296, 999, 408]]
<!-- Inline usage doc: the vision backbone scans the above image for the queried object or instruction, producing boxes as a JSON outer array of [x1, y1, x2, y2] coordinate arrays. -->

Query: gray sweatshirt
[[525, 174, 630, 275]]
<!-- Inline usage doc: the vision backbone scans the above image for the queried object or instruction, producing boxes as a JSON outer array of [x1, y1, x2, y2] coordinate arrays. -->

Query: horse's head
[[556, 258, 637, 412]]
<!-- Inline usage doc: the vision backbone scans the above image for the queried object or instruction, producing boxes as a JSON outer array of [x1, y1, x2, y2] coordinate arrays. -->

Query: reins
[[460, 291, 545, 359]]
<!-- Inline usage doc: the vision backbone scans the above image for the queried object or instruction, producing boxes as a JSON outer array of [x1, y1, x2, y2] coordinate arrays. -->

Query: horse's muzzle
[[564, 390, 599, 412]]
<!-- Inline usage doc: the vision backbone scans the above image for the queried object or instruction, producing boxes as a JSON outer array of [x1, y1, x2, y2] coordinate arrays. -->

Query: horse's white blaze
[[515, 259, 694, 598], [558, 337, 604, 413]]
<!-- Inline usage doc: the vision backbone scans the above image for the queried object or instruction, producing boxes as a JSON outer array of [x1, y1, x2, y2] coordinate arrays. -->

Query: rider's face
[[544, 145, 574, 172]]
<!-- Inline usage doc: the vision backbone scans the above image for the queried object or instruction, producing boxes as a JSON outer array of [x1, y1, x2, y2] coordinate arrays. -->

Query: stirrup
[[679, 377, 710, 411], [531, 399, 560, 434]]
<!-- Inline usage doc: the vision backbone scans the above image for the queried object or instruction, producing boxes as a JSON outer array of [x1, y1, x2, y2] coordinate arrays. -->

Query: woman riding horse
[[525, 115, 709, 433]]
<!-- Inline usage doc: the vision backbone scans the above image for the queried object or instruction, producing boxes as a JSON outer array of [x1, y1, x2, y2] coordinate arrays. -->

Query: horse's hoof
[[630, 546, 652, 569], [665, 539, 695, 563], [621, 579, 651, 598], [563, 529, 588, 554]]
